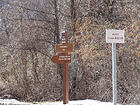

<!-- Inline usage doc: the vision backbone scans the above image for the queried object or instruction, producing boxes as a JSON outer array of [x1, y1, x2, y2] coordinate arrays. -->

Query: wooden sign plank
[[55, 44, 73, 53], [51, 54, 71, 63]]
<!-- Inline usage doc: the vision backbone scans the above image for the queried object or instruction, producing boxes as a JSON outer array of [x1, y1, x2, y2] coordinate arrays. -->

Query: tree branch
[[0, 0, 55, 15]]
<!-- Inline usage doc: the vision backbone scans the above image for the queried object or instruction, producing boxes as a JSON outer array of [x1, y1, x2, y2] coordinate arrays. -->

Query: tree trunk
[[71, 0, 76, 36], [54, 0, 63, 92]]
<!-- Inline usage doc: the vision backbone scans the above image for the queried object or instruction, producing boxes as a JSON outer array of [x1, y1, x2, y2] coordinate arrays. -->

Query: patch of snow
[[0, 99, 19, 102], [0, 99, 122, 105], [40, 100, 122, 105], [0, 99, 31, 105]]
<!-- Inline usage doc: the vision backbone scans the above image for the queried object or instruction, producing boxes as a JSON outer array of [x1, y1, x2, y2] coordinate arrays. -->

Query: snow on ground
[[0, 99, 122, 105]]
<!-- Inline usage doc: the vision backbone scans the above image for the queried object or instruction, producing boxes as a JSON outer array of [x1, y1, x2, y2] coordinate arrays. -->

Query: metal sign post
[[106, 29, 125, 105], [112, 43, 117, 105]]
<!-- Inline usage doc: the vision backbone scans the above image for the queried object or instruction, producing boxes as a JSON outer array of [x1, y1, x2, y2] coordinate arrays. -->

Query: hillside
[[0, 0, 140, 105]]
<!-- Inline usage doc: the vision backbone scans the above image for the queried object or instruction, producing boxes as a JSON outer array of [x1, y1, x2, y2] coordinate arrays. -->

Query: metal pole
[[112, 43, 117, 105]]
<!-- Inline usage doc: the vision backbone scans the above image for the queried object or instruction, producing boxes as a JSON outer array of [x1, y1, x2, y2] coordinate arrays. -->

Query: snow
[[0, 99, 122, 105]]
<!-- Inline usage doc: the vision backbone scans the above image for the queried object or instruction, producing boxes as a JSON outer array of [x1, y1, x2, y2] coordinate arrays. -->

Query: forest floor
[[0, 99, 122, 105]]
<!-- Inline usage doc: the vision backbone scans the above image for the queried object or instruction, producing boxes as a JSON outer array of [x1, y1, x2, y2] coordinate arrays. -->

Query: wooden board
[[55, 44, 73, 53], [51, 54, 71, 63]]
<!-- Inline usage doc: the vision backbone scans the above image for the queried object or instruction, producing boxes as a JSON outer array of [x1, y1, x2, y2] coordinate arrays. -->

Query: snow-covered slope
[[0, 99, 122, 105]]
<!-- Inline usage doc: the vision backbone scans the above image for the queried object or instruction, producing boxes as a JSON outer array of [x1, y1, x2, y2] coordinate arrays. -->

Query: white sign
[[106, 29, 125, 43]]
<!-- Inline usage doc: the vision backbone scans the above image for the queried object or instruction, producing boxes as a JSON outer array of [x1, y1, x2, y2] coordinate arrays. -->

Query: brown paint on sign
[[51, 54, 71, 63], [55, 44, 73, 53]]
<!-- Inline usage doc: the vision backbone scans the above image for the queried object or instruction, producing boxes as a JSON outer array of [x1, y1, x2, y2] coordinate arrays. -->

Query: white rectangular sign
[[106, 29, 125, 43]]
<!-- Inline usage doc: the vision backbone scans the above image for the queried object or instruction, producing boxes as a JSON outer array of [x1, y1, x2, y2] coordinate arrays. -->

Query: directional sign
[[106, 29, 125, 43], [51, 54, 71, 63], [55, 44, 73, 53]]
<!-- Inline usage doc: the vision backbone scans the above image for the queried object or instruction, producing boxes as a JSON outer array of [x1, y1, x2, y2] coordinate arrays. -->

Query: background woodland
[[0, 0, 140, 105]]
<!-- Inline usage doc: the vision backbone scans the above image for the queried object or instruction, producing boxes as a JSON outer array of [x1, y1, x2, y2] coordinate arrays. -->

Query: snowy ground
[[0, 99, 122, 105]]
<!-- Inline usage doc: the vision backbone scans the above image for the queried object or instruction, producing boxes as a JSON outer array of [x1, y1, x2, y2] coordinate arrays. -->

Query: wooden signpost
[[55, 44, 73, 53], [51, 54, 72, 63], [51, 32, 73, 104]]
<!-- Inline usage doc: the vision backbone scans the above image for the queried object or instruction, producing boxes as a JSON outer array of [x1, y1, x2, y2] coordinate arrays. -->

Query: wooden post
[[62, 63, 69, 104], [62, 32, 69, 104], [51, 31, 72, 104]]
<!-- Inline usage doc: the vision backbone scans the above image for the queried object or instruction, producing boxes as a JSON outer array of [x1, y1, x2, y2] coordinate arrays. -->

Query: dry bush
[[70, 0, 140, 105]]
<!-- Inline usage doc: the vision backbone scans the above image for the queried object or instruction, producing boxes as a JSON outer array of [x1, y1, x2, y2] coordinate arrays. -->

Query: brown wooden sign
[[55, 44, 73, 53], [51, 32, 72, 104], [51, 54, 71, 63]]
